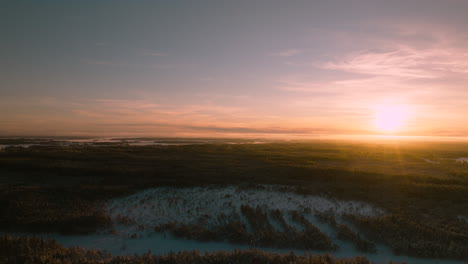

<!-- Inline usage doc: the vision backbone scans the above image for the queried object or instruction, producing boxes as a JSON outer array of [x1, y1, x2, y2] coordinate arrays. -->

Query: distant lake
[[0, 137, 270, 149], [456, 157, 468, 162]]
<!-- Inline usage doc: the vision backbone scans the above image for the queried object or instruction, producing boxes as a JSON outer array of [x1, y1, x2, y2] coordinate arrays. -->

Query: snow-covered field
[[106, 185, 383, 232]]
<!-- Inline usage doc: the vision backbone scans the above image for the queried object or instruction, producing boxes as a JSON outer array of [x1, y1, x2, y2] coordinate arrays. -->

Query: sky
[[1, 0, 468, 138]]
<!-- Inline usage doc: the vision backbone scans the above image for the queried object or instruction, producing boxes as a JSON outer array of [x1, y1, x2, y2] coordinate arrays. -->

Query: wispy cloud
[[100, 122, 316, 135], [140, 49, 168, 57], [323, 46, 468, 79], [146, 52, 167, 57], [269, 49, 302, 57], [81, 59, 173, 70], [81, 59, 127, 67]]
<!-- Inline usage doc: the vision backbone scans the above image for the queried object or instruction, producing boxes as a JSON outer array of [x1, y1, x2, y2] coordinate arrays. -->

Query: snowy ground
[[106, 185, 383, 232]]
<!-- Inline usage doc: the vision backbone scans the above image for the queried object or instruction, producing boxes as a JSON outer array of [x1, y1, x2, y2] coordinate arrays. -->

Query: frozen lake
[[5, 231, 458, 264]]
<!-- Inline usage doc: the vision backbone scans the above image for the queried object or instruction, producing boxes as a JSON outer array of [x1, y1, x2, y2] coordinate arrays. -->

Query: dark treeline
[[346, 214, 468, 259], [336, 224, 376, 253], [153, 206, 337, 251], [0, 186, 114, 235], [0, 235, 405, 264], [288, 210, 338, 251], [154, 213, 251, 245], [314, 211, 376, 253]]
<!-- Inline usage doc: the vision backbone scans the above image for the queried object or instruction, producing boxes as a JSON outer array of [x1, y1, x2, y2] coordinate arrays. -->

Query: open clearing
[[107, 186, 383, 230]]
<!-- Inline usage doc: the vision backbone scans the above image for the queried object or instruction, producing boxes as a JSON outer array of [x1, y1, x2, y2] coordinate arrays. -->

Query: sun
[[373, 105, 407, 133]]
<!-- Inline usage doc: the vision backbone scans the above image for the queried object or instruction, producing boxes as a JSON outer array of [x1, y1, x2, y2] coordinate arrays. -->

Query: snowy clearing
[[106, 185, 384, 232]]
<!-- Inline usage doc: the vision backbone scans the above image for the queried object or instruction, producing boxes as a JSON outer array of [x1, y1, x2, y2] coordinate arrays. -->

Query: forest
[[0, 139, 467, 262]]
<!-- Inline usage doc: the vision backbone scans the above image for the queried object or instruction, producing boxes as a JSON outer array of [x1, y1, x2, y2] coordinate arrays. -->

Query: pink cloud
[[323, 46, 468, 79]]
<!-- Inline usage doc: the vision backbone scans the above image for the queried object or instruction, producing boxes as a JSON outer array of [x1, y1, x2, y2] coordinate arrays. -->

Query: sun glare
[[373, 105, 407, 133]]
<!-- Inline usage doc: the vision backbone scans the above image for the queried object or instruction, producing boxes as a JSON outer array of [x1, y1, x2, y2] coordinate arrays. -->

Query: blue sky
[[1, 1, 468, 137]]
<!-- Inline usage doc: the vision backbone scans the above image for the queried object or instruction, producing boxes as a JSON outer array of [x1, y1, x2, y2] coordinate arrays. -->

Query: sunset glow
[[373, 105, 408, 133], [1, 1, 468, 139]]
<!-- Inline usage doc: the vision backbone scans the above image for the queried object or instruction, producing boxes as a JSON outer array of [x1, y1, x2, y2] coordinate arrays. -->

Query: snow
[[106, 185, 383, 232]]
